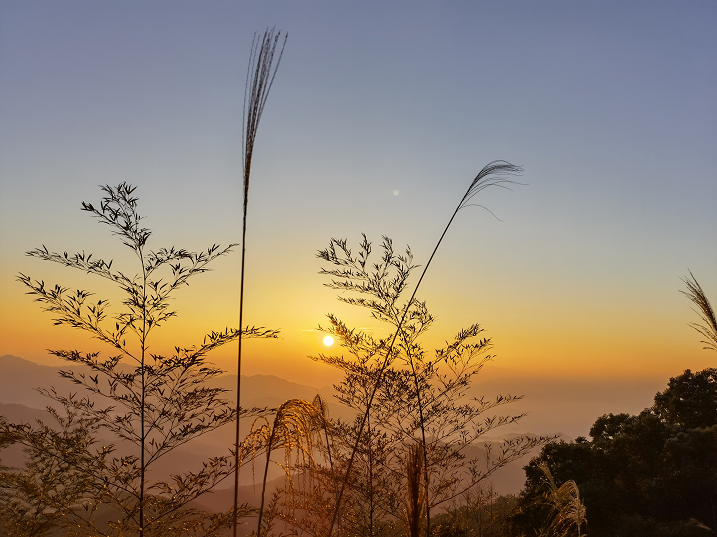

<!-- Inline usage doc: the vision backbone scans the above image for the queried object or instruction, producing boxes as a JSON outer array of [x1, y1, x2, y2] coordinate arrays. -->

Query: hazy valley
[[0, 353, 668, 498]]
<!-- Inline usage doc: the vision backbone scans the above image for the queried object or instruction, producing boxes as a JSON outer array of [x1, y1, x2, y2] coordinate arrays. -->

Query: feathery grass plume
[[255, 399, 321, 537], [233, 28, 287, 537], [325, 160, 522, 536], [681, 271, 717, 352], [537, 462, 587, 537]]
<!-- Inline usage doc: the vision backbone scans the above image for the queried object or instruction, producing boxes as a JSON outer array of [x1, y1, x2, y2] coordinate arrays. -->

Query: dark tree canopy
[[653, 368, 717, 429], [510, 368, 717, 537]]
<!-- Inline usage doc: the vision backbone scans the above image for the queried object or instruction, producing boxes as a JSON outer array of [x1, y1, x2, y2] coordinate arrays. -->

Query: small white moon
[[393, 189, 400, 196], [323, 335, 334, 346]]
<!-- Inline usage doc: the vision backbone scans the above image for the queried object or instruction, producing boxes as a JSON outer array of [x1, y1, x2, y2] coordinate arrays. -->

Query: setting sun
[[323, 335, 334, 347]]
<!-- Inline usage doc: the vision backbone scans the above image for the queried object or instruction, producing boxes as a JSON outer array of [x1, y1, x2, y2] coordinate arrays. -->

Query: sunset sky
[[1, 1, 715, 390]]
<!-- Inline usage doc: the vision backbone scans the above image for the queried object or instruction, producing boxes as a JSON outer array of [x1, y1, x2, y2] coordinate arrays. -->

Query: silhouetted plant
[[431, 488, 518, 537], [653, 367, 717, 430], [512, 368, 717, 536], [5, 183, 278, 536], [234, 27, 287, 537], [319, 161, 523, 536], [680, 271, 717, 352], [0, 410, 100, 537], [311, 232, 548, 537]]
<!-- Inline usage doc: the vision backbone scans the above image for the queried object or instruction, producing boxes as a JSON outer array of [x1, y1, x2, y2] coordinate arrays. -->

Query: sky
[[1, 1, 715, 391]]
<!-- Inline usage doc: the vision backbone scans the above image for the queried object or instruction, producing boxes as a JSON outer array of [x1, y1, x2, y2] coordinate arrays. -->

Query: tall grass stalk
[[326, 160, 522, 536], [403, 341, 432, 533], [233, 28, 287, 537]]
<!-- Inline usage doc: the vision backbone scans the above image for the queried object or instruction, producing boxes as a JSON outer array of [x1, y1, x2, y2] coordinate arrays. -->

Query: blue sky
[[1, 1, 715, 386]]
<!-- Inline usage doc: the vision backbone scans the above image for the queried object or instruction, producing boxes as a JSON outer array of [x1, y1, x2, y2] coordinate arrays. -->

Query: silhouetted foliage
[[274, 235, 549, 537], [431, 490, 518, 537], [1, 184, 278, 536], [320, 161, 523, 537], [510, 369, 717, 537], [653, 368, 717, 429], [0, 412, 99, 537]]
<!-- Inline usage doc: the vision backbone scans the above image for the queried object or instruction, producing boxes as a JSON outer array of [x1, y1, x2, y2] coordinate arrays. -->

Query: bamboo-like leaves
[[315, 233, 552, 537], [321, 160, 523, 537], [9, 183, 279, 536], [318, 235, 418, 325], [20, 184, 240, 362]]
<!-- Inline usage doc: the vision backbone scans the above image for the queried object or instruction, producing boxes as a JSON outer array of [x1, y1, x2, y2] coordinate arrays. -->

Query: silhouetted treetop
[[653, 368, 717, 429]]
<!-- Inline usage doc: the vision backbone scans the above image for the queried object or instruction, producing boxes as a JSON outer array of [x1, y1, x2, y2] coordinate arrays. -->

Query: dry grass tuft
[[255, 399, 322, 537], [538, 462, 587, 537]]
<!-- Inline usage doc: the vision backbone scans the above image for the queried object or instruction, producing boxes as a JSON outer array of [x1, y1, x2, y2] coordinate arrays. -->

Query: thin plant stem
[[405, 346, 430, 536], [257, 427, 277, 537], [139, 247, 147, 537], [232, 29, 287, 537], [327, 161, 522, 536], [368, 412, 373, 537], [406, 443, 424, 537], [316, 396, 340, 508]]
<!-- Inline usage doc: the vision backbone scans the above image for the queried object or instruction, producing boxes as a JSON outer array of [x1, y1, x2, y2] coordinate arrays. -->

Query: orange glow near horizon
[[2, 276, 713, 389], [0, 156, 714, 391]]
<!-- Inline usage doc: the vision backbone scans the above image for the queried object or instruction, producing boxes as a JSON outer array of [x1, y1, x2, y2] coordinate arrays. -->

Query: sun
[[323, 335, 334, 347]]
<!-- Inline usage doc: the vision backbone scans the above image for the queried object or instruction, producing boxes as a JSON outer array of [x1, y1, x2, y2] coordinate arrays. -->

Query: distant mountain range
[[0, 354, 332, 410], [0, 354, 670, 495]]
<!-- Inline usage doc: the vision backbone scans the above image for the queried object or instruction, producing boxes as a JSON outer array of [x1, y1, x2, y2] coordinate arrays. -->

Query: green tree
[[1, 183, 277, 536]]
